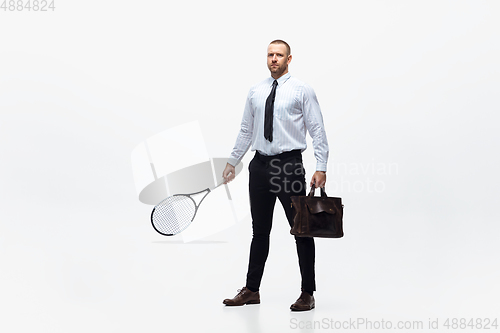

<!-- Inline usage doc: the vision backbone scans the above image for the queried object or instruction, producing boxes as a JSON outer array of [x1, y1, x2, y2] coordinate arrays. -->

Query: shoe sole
[[223, 300, 260, 306], [290, 304, 315, 311]]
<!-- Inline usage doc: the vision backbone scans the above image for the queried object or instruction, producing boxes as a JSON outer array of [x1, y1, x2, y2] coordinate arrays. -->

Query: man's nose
[[272, 55, 278, 62]]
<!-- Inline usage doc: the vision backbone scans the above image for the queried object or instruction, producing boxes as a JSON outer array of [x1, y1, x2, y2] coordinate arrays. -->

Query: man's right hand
[[222, 163, 236, 184]]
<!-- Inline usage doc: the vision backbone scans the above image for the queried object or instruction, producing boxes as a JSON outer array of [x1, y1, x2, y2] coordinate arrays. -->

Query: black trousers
[[245, 150, 316, 292]]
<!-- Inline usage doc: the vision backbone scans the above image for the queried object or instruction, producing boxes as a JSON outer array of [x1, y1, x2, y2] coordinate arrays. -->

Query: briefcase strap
[[308, 184, 327, 198]]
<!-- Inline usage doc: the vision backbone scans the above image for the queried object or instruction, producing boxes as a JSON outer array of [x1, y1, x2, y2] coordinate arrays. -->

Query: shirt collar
[[270, 72, 291, 87]]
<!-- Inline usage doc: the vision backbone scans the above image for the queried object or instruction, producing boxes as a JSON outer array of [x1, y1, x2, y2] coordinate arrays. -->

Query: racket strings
[[152, 195, 196, 235]]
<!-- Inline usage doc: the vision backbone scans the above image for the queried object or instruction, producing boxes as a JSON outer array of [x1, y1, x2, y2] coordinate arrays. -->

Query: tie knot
[[272, 80, 278, 87]]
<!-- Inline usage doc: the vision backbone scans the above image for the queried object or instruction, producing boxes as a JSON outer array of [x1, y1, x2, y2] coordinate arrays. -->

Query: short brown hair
[[269, 39, 291, 56]]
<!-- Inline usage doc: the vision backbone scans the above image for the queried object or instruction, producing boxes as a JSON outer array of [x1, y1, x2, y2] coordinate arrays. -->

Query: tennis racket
[[151, 181, 226, 236]]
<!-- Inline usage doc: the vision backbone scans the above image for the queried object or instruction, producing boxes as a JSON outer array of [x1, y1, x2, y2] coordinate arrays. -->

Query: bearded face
[[267, 43, 291, 78]]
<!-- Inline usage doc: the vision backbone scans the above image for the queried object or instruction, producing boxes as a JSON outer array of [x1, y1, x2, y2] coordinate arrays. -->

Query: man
[[222, 40, 329, 311]]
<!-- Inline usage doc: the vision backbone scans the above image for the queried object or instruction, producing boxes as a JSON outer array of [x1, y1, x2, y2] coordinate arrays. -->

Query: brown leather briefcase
[[290, 185, 344, 238]]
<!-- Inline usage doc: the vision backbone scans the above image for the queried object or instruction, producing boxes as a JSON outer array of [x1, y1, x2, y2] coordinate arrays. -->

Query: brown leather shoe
[[223, 287, 260, 306], [290, 291, 315, 311]]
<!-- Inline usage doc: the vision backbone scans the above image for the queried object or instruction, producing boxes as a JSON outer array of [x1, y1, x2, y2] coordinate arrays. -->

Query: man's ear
[[287, 54, 292, 65]]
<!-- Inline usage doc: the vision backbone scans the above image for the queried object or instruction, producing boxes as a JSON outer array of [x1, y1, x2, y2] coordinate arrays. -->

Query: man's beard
[[269, 63, 286, 76]]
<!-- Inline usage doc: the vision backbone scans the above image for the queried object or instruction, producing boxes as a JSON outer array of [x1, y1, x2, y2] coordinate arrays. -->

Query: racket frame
[[151, 187, 212, 236]]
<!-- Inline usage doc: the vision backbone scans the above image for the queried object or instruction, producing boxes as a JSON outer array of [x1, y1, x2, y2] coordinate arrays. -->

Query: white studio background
[[1, 1, 499, 332]]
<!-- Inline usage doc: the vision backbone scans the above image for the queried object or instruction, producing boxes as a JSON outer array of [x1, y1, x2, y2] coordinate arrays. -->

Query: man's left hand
[[310, 171, 326, 188]]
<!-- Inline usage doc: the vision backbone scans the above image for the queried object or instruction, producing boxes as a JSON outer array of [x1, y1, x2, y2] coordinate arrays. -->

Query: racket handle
[[214, 180, 226, 189]]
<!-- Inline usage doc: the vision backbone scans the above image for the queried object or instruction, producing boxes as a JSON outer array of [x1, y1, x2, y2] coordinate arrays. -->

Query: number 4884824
[[1, 0, 55, 11]]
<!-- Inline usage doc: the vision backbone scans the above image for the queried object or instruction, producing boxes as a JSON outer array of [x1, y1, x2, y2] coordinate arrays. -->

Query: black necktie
[[264, 80, 278, 142]]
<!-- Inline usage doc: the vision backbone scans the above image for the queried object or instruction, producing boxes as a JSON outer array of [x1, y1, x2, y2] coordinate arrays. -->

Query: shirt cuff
[[227, 157, 240, 167], [316, 163, 327, 172]]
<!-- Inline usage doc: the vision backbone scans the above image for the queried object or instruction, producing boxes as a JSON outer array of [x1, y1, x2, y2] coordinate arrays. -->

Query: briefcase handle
[[308, 184, 327, 198]]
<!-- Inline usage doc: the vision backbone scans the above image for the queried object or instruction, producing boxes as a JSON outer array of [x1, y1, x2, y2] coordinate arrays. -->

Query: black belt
[[255, 149, 301, 162]]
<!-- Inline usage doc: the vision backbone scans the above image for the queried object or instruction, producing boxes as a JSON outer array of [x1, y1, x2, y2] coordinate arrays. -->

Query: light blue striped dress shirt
[[228, 72, 329, 171]]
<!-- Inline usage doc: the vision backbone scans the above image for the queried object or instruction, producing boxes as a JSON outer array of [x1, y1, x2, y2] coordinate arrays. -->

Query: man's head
[[267, 40, 292, 79]]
